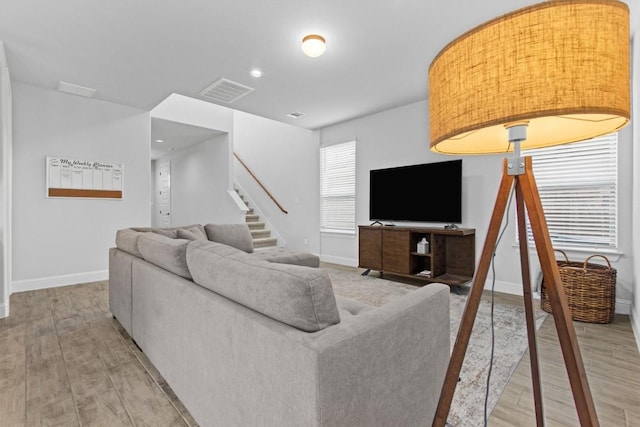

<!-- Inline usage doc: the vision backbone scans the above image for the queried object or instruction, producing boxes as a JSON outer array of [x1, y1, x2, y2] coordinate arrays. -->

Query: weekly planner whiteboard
[[46, 156, 124, 199]]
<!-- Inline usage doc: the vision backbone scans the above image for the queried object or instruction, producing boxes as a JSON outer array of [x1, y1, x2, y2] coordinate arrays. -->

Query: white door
[[158, 161, 171, 227]]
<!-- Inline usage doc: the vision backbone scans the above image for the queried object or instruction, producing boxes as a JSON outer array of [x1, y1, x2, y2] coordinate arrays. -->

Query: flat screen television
[[369, 159, 462, 223]]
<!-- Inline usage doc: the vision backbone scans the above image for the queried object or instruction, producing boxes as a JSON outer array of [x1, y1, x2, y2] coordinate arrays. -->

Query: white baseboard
[[320, 255, 358, 268], [484, 279, 525, 296], [485, 278, 631, 314], [12, 270, 108, 293], [0, 302, 7, 318], [631, 303, 640, 354], [615, 298, 632, 315]]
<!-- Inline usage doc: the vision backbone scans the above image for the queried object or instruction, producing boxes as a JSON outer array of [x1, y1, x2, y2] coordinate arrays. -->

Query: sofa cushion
[[115, 228, 145, 258], [177, 226, 208, 241], [137, 233, 192, 279], [249, 246, 320, 268], [187, 240, 340, 332], [335, 296, 375, 319], [205, 223, 254, 253]]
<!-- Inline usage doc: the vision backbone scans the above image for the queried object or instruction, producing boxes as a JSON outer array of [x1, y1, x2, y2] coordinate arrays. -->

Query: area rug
[[324, 267, 548, 427]]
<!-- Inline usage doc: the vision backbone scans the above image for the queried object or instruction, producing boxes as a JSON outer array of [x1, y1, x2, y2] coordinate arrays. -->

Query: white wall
[[631, 35, 640, 349], [0, 42, 11, 317], [319, 99, 502, 267], [11, 82, 151, 291], [232, 111, 320, 253], [319, 99, 635, 312], [150, 93, 244, 227], [154, 134, 244, 227]]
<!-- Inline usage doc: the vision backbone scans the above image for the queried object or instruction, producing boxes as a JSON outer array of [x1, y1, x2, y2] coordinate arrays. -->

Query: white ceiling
[[0, 0, 637, 131]]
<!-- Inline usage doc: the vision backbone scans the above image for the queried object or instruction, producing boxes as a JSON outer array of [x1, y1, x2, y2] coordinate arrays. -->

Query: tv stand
[[358, 225, 475, 287]]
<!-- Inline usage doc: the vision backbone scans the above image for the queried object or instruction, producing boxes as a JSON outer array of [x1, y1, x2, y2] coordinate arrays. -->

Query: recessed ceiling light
[[154, 139, 164, 143], [250, 69, 263, 78], [302, 34, 326, 58]]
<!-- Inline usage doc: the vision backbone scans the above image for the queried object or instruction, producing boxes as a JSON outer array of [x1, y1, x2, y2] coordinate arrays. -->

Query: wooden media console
[[358, 225, 475, 287]]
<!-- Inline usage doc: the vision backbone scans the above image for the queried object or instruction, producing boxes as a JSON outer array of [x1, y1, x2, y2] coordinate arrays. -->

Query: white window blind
[[320, 141, 356, 233], [522, 133, 618, 250]]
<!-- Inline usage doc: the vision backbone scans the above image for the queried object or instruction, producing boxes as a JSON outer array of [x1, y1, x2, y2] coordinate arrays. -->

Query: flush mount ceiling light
[[249, 69, 263, 78], [301, 34, 326, 57]]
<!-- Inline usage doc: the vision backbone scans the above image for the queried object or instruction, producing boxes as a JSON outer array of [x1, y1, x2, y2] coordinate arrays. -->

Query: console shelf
[[358, 225, 475, 287]]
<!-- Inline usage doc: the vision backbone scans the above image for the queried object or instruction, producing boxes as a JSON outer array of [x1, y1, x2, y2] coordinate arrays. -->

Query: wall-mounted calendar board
[[46, 156, 124, 199]]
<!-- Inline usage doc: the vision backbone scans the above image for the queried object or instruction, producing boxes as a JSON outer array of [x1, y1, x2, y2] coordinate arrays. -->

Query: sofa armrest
[[109, 247, 137, 336], [306, 283, 450, 427]]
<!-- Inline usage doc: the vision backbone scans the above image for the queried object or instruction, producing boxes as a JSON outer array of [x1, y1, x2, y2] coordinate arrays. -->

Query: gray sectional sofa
[[109, 223, 450, 427]]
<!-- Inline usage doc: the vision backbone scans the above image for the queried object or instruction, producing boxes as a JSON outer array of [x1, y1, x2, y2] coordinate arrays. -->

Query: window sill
[[321, 229, 356, 237], [512, 243, 623, 262]]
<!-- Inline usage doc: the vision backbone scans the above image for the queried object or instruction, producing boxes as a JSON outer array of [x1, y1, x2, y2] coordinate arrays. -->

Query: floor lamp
[[427, 1, 630, 426]]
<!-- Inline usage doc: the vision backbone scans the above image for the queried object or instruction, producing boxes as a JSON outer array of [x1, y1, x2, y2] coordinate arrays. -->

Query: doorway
[[157, 160, 171, 227]]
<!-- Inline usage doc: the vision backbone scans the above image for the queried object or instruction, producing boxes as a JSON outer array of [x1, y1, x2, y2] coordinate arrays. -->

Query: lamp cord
[[484, 184, 515, 427]]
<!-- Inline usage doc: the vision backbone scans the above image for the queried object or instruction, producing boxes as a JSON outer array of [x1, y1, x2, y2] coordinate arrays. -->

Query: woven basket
[[540, 250, 616, 324]]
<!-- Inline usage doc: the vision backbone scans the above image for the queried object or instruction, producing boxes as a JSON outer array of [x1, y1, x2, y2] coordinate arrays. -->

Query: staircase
[[235, 188, 278, 249]]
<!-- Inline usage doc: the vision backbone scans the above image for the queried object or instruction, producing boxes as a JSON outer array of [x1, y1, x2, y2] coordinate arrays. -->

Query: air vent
[[199, 78, 255, 103], [57, 81, 96, 98], [286, 112, 305, 119]]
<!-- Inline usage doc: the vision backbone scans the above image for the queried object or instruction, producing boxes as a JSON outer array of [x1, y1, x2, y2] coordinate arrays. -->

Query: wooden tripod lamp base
[[432, 156, 599, 427], [426, 2, 630, 424]]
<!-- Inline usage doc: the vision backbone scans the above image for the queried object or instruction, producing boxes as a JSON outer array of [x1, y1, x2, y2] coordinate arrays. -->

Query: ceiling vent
[[286, 112, 305, 119], [199, 78, 255, 103], [57, 81, 96, 98]]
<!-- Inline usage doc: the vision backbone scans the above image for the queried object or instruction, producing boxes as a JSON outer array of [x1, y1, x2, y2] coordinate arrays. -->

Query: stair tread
[[253, 237, 278, 248], [236, 190, 273, 247], [253, 237, 277, 242]]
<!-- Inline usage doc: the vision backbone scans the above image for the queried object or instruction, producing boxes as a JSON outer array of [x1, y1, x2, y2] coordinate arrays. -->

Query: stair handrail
[[233, 152, 288, 214]]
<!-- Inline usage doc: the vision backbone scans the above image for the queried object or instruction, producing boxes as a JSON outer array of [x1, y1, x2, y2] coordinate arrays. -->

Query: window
[[522, 133, 618, 250], [320, 141, 356, 233]]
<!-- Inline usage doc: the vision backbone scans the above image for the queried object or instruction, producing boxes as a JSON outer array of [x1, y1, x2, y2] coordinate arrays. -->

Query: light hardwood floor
[[0, 281, 197, 427], [374, 273, 640, 427], [488, 296, 640, 426], [340, 266, 640, 427], [0, 277, 638, 426]]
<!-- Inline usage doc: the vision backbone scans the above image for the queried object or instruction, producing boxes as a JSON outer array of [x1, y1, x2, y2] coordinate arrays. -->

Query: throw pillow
[[177, 226, 208, 241], [133, 224, 205, 239], [152, 228, 179, 238], [137, 233, 192, 279], [115, 228, 145, 258], [204, 223, 254, 253]]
